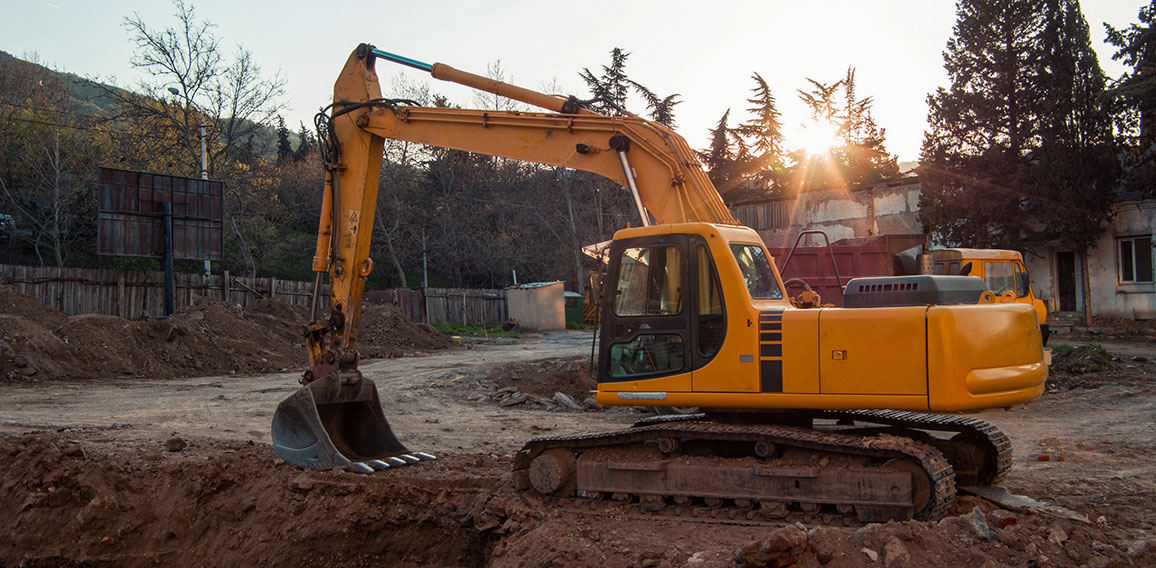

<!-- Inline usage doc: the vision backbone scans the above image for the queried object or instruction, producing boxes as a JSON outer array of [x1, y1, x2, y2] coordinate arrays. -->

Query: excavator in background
[[272, 44, 1048, 524]]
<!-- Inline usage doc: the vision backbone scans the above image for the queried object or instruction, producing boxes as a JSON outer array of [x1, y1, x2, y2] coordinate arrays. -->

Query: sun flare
[[796, 120, 842, 156]]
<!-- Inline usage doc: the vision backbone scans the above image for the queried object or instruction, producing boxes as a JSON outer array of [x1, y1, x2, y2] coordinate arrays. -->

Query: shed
[[506, 281, 565, 331]]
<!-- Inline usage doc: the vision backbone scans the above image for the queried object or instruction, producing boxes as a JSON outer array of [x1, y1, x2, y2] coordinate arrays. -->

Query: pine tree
[[919, 0, 1048, 249], [1035, 0, 1119, 322], [700, 109, 753, 198], [631, 82, 682, 128], [275, 115, 292, 163], [786, 70, 898, 190], [738, 73, 783, 161], [294, 121, 313, 161], [580, 48, 631, 115]]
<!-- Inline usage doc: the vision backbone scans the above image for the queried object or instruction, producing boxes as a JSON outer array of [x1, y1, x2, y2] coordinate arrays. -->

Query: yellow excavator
[[272, 44, 1047, 524]]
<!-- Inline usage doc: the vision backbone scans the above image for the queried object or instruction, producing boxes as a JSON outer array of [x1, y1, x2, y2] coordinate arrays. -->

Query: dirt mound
[[0, 289, 307, 382], [0, 286, 68, 328], [1048, 342, 1156, 390], [0, 431, 1145, 568], [0, 286, 456, 382], [357, 303, 455, 358], [0, 432, 507, 567]]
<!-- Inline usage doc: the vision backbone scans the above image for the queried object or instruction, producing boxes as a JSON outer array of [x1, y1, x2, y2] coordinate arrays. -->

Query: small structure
[[506, 281, 565, 331]]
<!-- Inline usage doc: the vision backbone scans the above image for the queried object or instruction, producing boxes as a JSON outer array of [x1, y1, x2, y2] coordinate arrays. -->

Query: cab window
[[985, 261, 1015, 295], [695, 243, 725, 358], [613, 246, 682, 316], [1013, 262, 1029, 297], [730, 244, 782, 299], [607, 335, 684, 378]]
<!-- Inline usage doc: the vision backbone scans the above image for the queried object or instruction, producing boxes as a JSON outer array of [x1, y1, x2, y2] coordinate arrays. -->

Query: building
[[1024, 196, 1156, 320]]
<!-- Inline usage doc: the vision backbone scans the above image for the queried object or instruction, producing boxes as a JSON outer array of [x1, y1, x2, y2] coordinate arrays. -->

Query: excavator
[[272, 44, 1048, 524]]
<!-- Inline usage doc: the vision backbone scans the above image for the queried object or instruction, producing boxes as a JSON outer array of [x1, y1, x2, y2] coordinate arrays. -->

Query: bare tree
[[111, 0, 287, 276], [0, 58, 101, 266]]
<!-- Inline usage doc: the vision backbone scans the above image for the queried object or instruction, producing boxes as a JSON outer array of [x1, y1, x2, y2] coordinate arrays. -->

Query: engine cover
[[842, 275, 987, 308]]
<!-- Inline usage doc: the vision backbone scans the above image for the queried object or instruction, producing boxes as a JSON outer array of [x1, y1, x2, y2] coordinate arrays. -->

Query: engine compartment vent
[[842, 275, 987, 308]]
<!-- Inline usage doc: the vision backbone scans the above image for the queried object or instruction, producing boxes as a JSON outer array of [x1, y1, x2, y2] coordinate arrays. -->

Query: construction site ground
[[1, 288, 1154, 567]]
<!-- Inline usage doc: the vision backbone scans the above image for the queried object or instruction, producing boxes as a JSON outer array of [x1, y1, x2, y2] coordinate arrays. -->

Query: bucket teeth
[[414, 452, 437, 461], [350, 462, 375, 474], [387, 457, 408, 466], [369, 459, 391, 470], [400, 454, 421, 464]]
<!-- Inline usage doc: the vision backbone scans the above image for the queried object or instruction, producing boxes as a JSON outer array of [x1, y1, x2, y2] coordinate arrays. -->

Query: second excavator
[[272, 44, 1048, 524]]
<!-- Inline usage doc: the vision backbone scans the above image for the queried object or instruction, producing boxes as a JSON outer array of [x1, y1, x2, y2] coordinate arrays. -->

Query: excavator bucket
[[271, 375, 434, 473]]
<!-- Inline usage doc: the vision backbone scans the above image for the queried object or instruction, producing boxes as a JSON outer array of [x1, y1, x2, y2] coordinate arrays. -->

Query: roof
[[506, 281, 563, 290], [928, 248, 1023, 261]]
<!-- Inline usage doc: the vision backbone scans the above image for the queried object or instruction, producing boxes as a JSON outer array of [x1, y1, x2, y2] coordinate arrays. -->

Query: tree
[[294, 121, 314, 161], [786, 70, 898, 191], [922, 0, 1116, 323], [1104, 0, 1156, 198], [737, 73, 784, 162], [700, 109, 753, 197], [579, 47, 681, 125], [580, 48, 632, 115], [116, 0, 287, 276], [919, 0, 1048, 249], [630, 82, 682, 128], [275, 115, 292, 163], [0, 57, 103, 266], [1035, 0, 1119, 323]]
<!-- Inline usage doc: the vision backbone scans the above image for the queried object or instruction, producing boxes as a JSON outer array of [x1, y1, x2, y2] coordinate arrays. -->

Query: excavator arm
[[274, 43, 737, 472], [308, 44, 737, 380]]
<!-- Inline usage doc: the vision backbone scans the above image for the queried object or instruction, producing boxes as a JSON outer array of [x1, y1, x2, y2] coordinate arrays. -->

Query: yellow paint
[[819, 306, 928, 395]]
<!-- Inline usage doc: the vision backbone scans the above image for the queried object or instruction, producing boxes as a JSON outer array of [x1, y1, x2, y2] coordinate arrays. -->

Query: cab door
[[598, 236, 692, 386]]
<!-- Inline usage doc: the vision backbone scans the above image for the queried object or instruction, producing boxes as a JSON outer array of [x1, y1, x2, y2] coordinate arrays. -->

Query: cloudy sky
[[2, 0, 1146, 163]]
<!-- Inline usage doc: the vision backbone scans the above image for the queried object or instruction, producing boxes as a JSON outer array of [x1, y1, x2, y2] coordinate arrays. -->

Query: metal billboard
[[97, 167, 223, 260]]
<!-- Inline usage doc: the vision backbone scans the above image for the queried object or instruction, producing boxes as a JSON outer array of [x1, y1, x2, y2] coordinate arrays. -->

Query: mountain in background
[[0, 50, 281, 157]]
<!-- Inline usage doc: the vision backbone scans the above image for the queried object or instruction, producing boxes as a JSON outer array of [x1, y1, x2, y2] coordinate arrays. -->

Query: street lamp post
[[168, 87, 212, 276]]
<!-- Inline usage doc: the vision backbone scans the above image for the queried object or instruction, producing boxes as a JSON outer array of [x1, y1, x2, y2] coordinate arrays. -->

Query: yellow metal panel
[[926, 304, 1046, 411], [782, 310, 820, 393], [597, 371, 693, 393], [594, 390, 930, 412], [818, 307, 928, 395]]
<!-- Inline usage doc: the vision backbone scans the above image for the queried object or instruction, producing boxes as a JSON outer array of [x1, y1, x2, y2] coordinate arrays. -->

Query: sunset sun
[[796, 120, 842, 156]]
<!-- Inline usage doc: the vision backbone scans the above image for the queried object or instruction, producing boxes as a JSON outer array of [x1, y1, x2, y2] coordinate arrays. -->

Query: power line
[[0, 114, 179, 143]]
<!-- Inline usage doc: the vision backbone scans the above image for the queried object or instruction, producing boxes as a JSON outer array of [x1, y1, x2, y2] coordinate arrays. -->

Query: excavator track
[[817, 409, 1012, 486], [636, 409, 1012, 486], [514, 420, 955, 525]]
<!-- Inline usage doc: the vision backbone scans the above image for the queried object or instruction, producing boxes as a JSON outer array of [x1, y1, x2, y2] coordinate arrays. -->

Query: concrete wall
[[732, 178, 923, 249], [1090, 200, 1156, 319], [505, 282, 565, 331], [1025, 199, 1155, 319]]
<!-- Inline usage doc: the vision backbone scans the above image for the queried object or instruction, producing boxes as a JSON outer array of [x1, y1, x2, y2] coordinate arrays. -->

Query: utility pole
[[169, 87, 212, 276]]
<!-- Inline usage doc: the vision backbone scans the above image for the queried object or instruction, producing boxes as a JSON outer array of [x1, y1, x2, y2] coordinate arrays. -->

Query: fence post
[[117, 273, 126, 319], [270, 277, 277, 300], [223, 270, 230, 304]]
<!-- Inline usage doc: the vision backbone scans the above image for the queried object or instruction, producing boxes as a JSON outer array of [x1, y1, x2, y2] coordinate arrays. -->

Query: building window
[[1118, 235, 1154, 283]]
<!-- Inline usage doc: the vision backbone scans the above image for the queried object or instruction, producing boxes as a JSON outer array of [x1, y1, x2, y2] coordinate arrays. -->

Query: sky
[[1, 0, 1148, 164]]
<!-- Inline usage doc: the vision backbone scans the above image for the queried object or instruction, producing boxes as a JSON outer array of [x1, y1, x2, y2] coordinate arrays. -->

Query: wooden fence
[[423, 287, 507, 326], [0, 264, 508, 325], [0, 264, 327, 320]]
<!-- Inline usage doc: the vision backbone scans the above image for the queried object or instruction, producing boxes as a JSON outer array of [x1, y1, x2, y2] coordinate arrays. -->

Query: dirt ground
[[1, 285, 1155, 567]]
